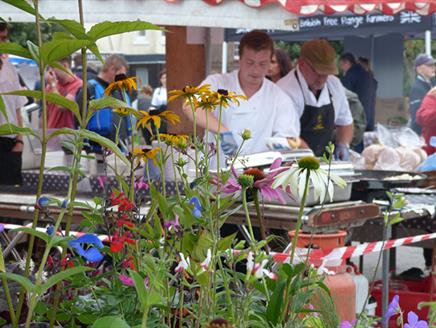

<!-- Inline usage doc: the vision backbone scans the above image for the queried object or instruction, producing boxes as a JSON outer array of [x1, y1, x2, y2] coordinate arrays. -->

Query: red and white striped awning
[[166, 0, 436, 16]]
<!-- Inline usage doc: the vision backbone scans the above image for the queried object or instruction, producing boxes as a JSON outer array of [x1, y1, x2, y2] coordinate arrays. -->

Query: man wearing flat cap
[[409, 53, 436, 135], [277, 39, 353, 160]]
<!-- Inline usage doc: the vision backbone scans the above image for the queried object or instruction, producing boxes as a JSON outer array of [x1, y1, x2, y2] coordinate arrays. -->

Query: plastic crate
[[371, 276, 434, 327]]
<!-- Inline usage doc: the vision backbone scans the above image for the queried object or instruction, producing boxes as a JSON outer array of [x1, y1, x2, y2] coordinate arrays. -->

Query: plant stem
[[2, 276, 17, 326], [290, 171, 311, 264], [253, 191, 269, 254], [241, 187, 255, 249], [16, 0, 49, 321], [141, 305, 149, 328], [188, 98, 199, 178]]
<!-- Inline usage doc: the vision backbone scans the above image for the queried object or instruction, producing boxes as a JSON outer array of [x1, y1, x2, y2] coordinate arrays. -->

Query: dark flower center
[[217, 89, 228, 95], [243, 168, 266, 181], [115, 73, 128, 81]]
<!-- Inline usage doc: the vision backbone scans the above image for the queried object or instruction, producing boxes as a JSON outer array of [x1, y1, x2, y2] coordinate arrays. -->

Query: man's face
[[0, 29, 8, 43], [239, 47, 271, 87], [419, 64, 436, 80], [339, 59, 351, 74], [299, 58, 329, 92]]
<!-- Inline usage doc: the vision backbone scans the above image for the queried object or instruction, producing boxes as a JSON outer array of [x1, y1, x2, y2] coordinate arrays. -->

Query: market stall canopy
[[225, 11, 435, 41], [0, 0, 435, 30]]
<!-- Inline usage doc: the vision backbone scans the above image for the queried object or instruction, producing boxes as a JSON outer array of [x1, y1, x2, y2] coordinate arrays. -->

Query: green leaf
[[0, 272, 34, 293], [87, 96, 135, 124], [266, 280, 286, 325], [129, 270, 147, 308], [88, 44, 104, 63], [14, 227, 50, 243], [48, 19, 88, 39], [90, 316, 131, 328], [217, 232, 237, 251], [51, 31, 75, 41], [26, 41, 40, 63], [0, 42, 32, 59], [40, 39, 90, 65], [0, 123, 36, 137], [41, 266, 92, 293], [35, 301, 48, 315], [47, 127, 77, 141], [2, 0, 37, 16], [77, 313, 98, 325], [87, 21, 162, 41], [2, 90, 81, 123], [0, 96, 8, 123], [77, 129, 129, 166], [50, 61, 75, 77]]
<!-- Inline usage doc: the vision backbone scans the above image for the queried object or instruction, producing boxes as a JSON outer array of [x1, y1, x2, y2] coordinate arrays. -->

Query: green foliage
[[91, 316, 131, 328]]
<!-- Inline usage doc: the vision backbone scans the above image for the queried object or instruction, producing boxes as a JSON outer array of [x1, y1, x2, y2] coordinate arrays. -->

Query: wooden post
[[165, 26, 205, 135]]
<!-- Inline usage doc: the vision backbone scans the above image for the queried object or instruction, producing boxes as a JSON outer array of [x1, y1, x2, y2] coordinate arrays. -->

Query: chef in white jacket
[[183, 30, 300, 168]]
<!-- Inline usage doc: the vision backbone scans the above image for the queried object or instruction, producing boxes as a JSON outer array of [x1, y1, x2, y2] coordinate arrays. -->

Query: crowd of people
[[1, 25, 436, 184]]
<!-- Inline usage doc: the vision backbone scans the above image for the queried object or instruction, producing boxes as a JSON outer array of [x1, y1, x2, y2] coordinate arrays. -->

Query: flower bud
[[237, 174, 254, 188], [298, 156, 320, 170], [241, 129, 251, 141]]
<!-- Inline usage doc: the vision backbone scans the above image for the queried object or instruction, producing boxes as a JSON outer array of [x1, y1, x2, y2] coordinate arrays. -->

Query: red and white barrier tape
[[270, 232, 436, 267]]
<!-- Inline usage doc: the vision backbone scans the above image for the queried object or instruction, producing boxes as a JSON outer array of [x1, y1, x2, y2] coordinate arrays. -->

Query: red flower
[[110, 231, 136, 253], [122, 256, 136, 270], [110, 192, 135, 212], [60, 255, 75, 268]]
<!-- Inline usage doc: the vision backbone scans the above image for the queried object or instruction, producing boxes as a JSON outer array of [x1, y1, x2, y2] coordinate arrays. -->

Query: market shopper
[[45, 56, 83, 129], [277, 39, 353, 160], [151, 68, 167, 108], [0, 23, 27, 185], [183, 30, 300, 168], [267, 48, 292, 83], [409, 53, 436, 136], [339, 52, 376, 132], [416, 87, 436, 155], [76, 54, 131, 150]]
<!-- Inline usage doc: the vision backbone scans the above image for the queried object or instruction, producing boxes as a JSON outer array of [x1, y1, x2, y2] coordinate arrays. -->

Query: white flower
[[272, 157, 346, 204], [312, 263, 335, 276], [200, 249, 212, 272], [175, 253, 190, 273], [247, 252, 277, 280]]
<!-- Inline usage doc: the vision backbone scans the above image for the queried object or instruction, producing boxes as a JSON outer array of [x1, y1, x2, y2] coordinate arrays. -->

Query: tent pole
[[222, 41, 228, 74], [425, 30, 432, 55]]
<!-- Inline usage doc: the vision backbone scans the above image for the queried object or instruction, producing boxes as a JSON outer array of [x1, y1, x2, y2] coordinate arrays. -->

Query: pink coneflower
[[222, 158, 287, 204]]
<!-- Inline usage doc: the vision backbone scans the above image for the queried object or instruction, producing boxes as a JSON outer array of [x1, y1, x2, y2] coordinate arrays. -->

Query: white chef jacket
[[202, 70, 300, 167], [151, 86, 167, 107], [277, 66, 353, 126], [0, 59, 27, 138]]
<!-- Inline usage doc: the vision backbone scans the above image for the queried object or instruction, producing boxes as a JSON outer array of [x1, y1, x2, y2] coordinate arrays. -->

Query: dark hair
[[159, 68, 166, 78], [339, 52, 356, 65], [238, 30, 273, 58], [102, 54, 129, 73], [60, 56, 72, 66], [274, 48, 292, 78], [0, 22, 9, 34]]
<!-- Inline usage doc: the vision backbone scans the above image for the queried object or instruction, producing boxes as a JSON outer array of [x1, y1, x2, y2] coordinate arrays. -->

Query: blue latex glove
[[220, 131, 238, 156], [334, 143, 350, 161]]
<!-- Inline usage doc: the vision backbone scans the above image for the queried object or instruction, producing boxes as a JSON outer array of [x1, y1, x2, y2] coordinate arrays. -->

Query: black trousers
[[0, 137, 22, 185]]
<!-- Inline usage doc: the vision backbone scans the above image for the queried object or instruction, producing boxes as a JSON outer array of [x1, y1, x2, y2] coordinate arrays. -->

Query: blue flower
[[385, 295, 400, 323], [189, 196, 202, 218], [405, 311, 428, 328], [37, 196, 51, 208], [0, 223, 4, 233], [61, 199, 68, 209], [46, 224, 54, 236], [68, 234, 104, 263]]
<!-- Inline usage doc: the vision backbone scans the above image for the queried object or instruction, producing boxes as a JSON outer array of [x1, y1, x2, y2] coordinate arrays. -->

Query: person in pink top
[[45, 56, 83, 129]]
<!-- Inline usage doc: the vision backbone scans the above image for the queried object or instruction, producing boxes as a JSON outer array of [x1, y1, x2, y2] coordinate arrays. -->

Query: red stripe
[[383, 239, 396, 251], [342, 245, 357, 260], [362, 241, 378, 255]]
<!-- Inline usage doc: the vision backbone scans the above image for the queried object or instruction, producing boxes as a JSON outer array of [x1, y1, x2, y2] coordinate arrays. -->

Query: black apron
[[295, 71, 335, 157]]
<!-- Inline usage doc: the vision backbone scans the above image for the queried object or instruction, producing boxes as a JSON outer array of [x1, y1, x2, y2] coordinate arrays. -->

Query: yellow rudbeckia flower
[[216, 89, 247, 108], [159, 110, 180, 126], [160, 133, 189, 149], [133, 147, 160, 166], [113, 108, 129, 116], [197, 92, 220, 111], [168, 84, 211, 103], [136, 110, 180, 130], [105, 76, 138, 96]]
